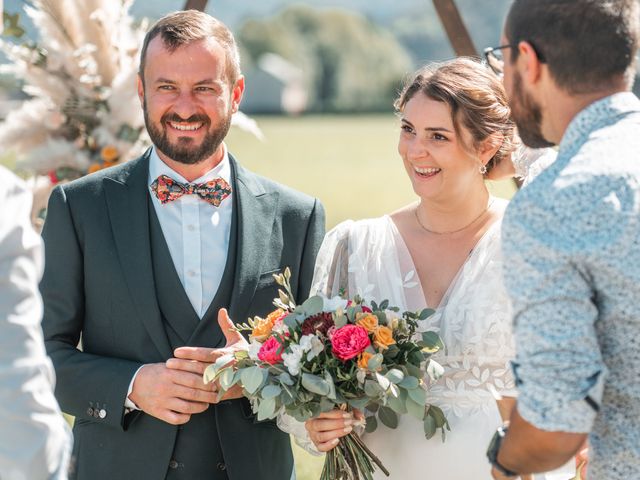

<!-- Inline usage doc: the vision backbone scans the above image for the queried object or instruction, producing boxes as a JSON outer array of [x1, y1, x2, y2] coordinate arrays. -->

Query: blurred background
[[0, 0, 522, 232]]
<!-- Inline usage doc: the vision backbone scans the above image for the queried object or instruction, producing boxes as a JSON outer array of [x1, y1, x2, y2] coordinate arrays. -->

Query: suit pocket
[[256, 268, 283, 289]]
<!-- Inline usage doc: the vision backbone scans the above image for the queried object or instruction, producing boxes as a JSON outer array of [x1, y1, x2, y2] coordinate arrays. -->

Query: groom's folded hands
[[169, 308, 249, 403], [128, 362, 219, 425]]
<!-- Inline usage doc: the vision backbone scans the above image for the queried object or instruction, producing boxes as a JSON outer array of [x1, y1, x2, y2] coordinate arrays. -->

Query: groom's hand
[[169, 308, 249, 402], [128, 362, 219, 425]]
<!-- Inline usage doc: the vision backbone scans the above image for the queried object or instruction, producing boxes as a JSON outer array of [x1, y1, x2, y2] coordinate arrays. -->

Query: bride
[[300, 58, 570, 479]]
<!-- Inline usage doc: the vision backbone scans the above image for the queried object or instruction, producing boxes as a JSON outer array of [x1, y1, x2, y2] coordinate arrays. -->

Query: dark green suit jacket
[[40, 150, 325, 480]]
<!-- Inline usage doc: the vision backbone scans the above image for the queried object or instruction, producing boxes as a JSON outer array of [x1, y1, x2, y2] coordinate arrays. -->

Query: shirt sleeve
[[0, 168, 73, 479], [500, 177, 621, 433]]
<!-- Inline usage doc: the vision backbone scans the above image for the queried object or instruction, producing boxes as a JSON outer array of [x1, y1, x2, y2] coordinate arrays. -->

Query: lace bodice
[[311, 215, 516, 418]]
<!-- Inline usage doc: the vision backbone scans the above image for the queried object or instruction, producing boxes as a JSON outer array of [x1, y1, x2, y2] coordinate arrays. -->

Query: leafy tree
[[238, 5, 412, 112]]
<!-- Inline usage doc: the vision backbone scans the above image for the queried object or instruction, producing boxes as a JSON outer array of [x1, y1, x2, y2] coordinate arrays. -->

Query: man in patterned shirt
[[485, 1, 640, 479]]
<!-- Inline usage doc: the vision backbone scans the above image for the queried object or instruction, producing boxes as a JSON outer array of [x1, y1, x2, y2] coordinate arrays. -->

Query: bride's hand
[[305, 410, 361, 452]]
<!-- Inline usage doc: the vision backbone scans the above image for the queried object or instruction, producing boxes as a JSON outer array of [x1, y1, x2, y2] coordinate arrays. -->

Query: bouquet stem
[[320, 432, 390, 480]]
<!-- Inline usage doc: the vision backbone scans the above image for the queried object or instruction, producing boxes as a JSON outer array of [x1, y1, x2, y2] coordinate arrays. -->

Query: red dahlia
[[301, 312, 334, 336]]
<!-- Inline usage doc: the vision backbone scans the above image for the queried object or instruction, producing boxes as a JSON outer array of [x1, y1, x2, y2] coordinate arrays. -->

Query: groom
[[486, 1, 640, 478], [40, 10, 325, 480]]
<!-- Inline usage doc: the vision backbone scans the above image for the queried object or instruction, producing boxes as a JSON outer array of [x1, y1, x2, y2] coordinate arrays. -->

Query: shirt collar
[[148, 143, 232, 187], [560, 92, 640, 150]]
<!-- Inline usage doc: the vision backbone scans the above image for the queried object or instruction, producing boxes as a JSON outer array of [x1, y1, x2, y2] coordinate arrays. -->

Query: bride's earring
[[479, 164, 488, 175]]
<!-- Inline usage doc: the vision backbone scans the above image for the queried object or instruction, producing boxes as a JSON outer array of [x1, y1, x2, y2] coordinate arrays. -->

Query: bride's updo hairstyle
[[394, 57, 516, 175]]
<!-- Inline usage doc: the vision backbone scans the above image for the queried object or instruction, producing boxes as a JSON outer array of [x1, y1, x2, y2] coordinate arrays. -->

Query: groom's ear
[[136, 74, 145, 107]]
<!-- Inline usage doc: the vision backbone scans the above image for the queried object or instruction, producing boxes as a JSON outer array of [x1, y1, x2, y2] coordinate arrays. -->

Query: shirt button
[[217, 462, 226, 471], [187, 270, 196, 277], [187, 224, 195, 231]]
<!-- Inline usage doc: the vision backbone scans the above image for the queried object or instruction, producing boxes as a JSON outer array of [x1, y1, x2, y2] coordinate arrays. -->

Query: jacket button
[[169, 460, 179, 469], [86, 407, 94, 416], [217, 462, 226, 471], [98, 409, 107, 419]]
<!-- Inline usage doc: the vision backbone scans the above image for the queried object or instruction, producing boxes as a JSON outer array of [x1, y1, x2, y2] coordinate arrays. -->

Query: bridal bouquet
[[204, 268, 449, 480]]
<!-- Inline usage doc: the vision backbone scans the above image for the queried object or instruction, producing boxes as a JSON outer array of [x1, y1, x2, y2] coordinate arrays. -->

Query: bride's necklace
[[414, 199, 494, 235]]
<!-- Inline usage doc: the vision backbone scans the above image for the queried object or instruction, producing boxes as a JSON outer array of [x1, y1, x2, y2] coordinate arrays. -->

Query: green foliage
[[238, 5, 412, 112]]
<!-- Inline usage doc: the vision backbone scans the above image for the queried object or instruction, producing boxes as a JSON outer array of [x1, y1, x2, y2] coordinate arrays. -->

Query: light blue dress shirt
[[502, 92, 640, 479]]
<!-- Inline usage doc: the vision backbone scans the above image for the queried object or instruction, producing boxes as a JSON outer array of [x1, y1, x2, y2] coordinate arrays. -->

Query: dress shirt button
[[187, 270, 196, 277], [98, 409, 107, 419], [86, 407, 94, 416], [217, 462, 226, 471], [187, 224, 195, 231], [169, 460, 179, 469]]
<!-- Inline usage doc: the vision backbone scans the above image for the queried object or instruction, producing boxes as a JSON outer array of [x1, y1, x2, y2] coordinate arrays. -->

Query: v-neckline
[[385, 215, 500, 311]]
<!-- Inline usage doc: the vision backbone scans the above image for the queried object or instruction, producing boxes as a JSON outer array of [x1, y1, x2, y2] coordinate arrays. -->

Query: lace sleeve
[[310, 221, 353, 298], [277, 413, 323, 456]]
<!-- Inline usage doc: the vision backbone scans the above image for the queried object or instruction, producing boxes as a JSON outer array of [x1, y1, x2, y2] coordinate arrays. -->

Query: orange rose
[[251, 309, 285, 341], [373, 325, 396, 350], [356, 313, 378, 332], [100, 145, 119, 163], [357, 351, 374, 370]]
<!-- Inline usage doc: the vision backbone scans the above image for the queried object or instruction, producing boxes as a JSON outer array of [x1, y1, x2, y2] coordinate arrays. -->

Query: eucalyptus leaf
[[257, 397, 276, 421], [428, 405, 449, 429], [241, 366, 266, 395], [419, 308, 436, 320], [279, 372, 295, 386], [378, 405, 398, 429], [365, 415, 378, 433], [423, 414, 437, 439], [406, 397, 426, 420], [334, 313, 348, 328], [203, 364, 218, 385], [375, 372, 391, 391], [405, 363, 423, 379], [385, 369, 405, 384], [408, 386, 427, 406], [301, 373, 330, 396], [367, 354, 384, 371], [387, 389, 408, 415], [421, 331, 444, 352], [364, 379, 384, 397], [301, 295, 324, 316], [324, 371, 337, 400], [219, 368, 237, 390], [347, 397, 370, 411], [261, 384, 282, 399], [398, 376, 419, 390]]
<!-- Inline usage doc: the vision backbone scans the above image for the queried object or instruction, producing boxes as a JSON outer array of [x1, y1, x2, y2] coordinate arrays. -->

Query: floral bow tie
[[150, 174, 232, 207]]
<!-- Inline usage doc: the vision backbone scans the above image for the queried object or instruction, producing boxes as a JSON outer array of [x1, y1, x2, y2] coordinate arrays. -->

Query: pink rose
[[331, 325, 371, 361], [258, 336, 284, 364]]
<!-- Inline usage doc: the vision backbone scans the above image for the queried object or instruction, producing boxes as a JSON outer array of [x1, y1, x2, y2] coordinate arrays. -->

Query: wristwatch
[[486, 425, 519, 477]]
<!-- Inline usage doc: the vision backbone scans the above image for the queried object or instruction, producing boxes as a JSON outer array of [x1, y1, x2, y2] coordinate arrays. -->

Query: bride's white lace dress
[[308, 213, 574, 479]]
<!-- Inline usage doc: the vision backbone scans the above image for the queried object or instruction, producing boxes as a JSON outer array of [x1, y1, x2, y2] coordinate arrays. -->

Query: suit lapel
[[103, 151, 173, 359], [228, 156, 278, 328]]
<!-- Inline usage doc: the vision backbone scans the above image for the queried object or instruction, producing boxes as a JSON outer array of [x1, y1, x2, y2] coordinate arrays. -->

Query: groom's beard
[[510, 71, 555, 149], [143, 98, 232, 165]]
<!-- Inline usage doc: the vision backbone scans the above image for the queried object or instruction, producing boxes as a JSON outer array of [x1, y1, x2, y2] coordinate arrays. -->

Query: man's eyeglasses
[[483, 45, 515, 76], [484, 42, 547, 77]]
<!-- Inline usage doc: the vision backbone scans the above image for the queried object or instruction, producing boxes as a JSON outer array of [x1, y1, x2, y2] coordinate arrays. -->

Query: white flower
[[282, 345, 305, 376], [300, 334, 324, 361], [322, 295, 348, 311], [248, 339, 263, 361]]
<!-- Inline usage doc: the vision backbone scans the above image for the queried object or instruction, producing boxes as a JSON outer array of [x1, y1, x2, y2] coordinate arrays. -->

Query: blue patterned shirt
[[502, 92, 640, 479]]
